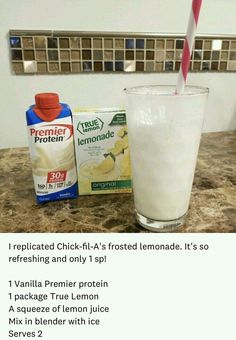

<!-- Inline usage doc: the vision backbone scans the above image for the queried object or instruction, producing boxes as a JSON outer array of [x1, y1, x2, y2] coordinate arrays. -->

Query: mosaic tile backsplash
[[9, 30, 236, 74]]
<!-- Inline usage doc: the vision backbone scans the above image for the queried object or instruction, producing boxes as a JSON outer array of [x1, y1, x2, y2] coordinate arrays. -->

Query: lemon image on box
[[72, 108, 132, 195], [92, 153, 115, 175]]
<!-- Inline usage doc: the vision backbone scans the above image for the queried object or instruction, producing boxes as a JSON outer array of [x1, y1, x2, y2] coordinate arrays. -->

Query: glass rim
[[124, 85, 209, 97]]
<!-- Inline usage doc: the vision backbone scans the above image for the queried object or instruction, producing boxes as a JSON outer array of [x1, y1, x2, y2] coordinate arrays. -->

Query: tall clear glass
[[124, 85, 209, 232]]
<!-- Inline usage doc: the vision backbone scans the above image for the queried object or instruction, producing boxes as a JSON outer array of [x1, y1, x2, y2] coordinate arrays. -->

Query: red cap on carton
[[33, 93, 62, 122]]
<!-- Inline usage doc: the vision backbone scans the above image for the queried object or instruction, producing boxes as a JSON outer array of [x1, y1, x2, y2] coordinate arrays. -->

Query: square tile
[[136, 50, 144, 60], [70, 37, 80, 49], [156, 39, 165, 49], [193, 62, 201, 71], [125, 51, 134, 60], [212, 40, 222, 50], [166, 51, 174, 60], [34, 37, 46, 49], [146, 39, 155, 49], [47, 38, 58, 48], [175, 62, 181, 71], [204, 40, 212, 50], [212, 51, 220, 60], [211, 62, 219, 70], [37, 62, 47, 73], [146, 61, 155, 72], [12, 62, 23, 74], [146, 51, 155, 60], [166, 39, 174, 49], [176, 39, 184, 49], [36, 50, 47, 61], [222, 41, 229, 50], [124, 61, 135, 72], [115, 62, 123, 71], [72, 62, 81, 73], [22, 37, 33, 49], [59, 38, 69, 49], [221, 51, 228, 60], [23, 50, 35, 60], [228, 61, 236, 70], [48, 50, 58, 61], [11, 49, 22, 60], [115, 50, 124, 60], [93, 38, 102, 49], [60, 50, 70, 60], [94, 62, 103, 72], [82, 50, 91, 59], [195, 40, 203, 49], [93, 50, 103, 60], [230, 51, 236, 60], [115, 39, 124, 49], [156, 50, 165, 61], [194, 50, 202, 60], [220, 62, 227, 71], [71, 50, 80, 60], [165, 61, 173, 71], [136, 39, 144, 49], [125, 39, 134, 49], [48, 62, 59, 72], [104, 50, 113, 60], [104, 61, 113, 71], [83, 61, 92, 71], [156, 62, 163, 71], [136, 62, 144, 71], [10, 37, 21, 48], [203, 51, 211, 60], [104, 38, 113, 48], [82, 38, 91, 48], [175, 50, 182, 60], [23, 61, 37, 73], [231, 41, 236, 50], [61, 62, 71, 72], [202, 61, 210, 71]]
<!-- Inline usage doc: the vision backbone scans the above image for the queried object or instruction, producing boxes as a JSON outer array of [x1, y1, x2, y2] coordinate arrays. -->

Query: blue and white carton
[[26, 93, 78, 203]]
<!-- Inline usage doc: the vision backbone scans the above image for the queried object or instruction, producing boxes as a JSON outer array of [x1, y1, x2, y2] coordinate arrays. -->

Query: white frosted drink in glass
[[124, 85, 209, 231]]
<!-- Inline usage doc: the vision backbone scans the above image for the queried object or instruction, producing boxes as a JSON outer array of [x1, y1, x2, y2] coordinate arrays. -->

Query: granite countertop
[[0, 131, 236, 233]]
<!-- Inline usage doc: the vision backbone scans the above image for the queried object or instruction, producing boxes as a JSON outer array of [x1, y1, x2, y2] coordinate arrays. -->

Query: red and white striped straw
[[176, 0, 203, 94]]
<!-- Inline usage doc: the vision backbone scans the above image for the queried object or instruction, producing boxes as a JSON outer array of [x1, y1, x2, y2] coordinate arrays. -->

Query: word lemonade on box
[[73, 108, 132, 195], [26, 93, 78, 203]]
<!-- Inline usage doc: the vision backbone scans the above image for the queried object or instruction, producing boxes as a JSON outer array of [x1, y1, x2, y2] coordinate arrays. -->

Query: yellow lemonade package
[[72, 108, 132, 195]]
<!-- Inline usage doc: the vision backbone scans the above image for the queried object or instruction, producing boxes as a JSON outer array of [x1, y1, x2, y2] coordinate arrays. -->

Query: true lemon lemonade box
[[72, 108, 132, 195]]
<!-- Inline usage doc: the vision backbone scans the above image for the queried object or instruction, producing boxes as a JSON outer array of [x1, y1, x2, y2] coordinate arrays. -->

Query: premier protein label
[[30, 124, 73, 143]]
